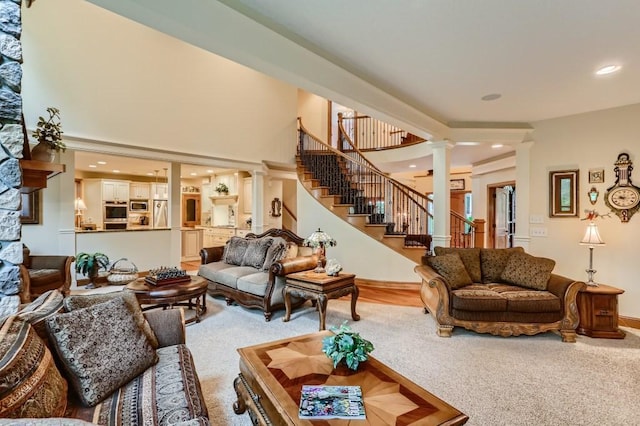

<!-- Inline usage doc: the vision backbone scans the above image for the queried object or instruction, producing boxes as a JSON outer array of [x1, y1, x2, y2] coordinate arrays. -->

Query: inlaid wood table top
[[235, 331, 468, 425]]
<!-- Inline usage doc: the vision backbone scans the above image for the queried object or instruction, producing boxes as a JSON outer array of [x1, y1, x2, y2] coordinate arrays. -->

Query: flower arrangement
[[215, 182, 229, 194], [322, 322, 374, 371], [32, 107, 66, 152]]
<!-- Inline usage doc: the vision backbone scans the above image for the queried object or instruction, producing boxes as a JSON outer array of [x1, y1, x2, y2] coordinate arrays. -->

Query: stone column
[[431, 140, 454, 249], [0, 0, 25, 314]]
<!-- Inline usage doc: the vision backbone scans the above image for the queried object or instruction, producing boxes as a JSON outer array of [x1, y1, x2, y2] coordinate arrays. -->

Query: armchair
[[22, 245, 74, 301]]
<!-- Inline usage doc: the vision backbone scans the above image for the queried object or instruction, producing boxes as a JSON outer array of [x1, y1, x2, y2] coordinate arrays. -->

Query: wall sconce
[[588, 187, 599, 205]]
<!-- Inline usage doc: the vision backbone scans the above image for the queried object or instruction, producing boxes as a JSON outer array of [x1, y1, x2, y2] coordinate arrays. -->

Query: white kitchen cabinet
[[213, 174, 237, 195], [103, 180, 130, 202], [210, 227, 235, 246], [151, 183, 169, 200], [130, 182, 151, 200], [243, 177, 252, 214], [181, 228, 203, 260], [236, 229, 251, 238]]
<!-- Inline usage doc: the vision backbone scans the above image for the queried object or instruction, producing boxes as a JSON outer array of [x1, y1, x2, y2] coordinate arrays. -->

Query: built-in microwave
[[104, 202, 128, 222], [130, 200, 149, 212]]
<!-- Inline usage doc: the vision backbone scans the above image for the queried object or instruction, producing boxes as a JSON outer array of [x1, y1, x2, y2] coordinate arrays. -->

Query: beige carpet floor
[[184, 295, 640, 426]]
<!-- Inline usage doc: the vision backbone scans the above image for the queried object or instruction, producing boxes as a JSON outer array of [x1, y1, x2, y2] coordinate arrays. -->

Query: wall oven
[[104, 202, 128, 230], [130, 200, 149, 213]]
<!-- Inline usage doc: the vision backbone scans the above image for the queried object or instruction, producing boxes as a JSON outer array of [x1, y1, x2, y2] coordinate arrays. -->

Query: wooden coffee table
[[284, 271, 359, 331], [233, 331, 468, 425], [125, 275, 208, 324]]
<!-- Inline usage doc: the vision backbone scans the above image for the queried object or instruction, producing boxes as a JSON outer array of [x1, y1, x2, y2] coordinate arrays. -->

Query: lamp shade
[[74, 197, 87, 211], [304, 228, 336, 248], [580, 222, 605, 246]]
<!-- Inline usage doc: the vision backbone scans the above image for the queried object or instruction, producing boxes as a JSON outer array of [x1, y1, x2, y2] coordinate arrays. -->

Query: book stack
[[298, 385, 365, 420]]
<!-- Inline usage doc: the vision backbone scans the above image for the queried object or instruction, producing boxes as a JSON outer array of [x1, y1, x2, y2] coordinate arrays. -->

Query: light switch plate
[[529, 215, 544, 224], [530, 227, 548, 237]]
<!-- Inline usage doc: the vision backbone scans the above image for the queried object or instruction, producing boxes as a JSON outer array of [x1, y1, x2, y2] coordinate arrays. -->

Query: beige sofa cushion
[[480, 247, 525, 283], [501, 251, 555, 290], [427, 253, 473, 289], [433, 247, 481, 282]]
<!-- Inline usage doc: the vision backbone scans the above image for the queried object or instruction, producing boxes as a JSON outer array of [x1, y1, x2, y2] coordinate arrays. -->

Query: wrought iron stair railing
[[338, 113, 427, 151]]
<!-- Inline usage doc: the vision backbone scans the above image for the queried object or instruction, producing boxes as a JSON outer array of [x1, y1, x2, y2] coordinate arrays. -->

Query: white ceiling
[[222, 0, 640, 124], [74, 151, 229, 179], [81, 0, 640, 172]]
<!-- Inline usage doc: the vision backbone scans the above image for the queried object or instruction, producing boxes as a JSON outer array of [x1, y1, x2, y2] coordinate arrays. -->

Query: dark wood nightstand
[[577, 284, 625, 339]]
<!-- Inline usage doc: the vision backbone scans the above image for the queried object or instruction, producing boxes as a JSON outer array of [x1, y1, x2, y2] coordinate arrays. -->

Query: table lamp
[[75, 197, 87, 229], [304, 228, 337, 273], [579, 221, 605, 286]]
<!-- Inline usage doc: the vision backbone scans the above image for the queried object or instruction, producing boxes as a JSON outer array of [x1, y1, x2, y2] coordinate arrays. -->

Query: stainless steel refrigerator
[[153, 200, 168, 228]]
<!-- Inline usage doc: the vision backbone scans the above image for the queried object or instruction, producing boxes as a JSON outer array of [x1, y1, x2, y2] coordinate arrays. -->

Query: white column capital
[[429, 140, 455, 150]]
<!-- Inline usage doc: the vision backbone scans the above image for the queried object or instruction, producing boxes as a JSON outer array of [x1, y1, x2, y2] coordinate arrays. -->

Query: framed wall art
[[450, 179, 465, 190], [20, 191, 41, 224], [549, 170, 579, 217], [588, 168, 604, 184]]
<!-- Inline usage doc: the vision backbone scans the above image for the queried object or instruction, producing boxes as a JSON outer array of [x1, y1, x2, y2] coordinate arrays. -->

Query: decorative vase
[[30, 142, 55, 162]]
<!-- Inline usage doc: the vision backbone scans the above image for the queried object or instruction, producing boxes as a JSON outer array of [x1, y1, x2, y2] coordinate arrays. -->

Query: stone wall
[[0, 0, 24, 313]]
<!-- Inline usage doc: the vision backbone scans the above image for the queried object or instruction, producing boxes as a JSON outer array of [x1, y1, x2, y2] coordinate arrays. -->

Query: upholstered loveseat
[[198, 228, 317, 321], [414, 247, 586, 342], [0, 290, 209, 424], [22, 244, 74, 301]]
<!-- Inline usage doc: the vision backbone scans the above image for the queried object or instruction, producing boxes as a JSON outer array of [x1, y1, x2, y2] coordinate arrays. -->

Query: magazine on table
[[298, 385, 366, 420]]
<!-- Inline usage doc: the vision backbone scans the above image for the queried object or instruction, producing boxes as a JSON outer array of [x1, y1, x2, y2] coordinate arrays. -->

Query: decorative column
[[0, 0, 25, 315], [431, 140, 454, 249], [168, 162, 182, 264], [252, 170, 266, 234], [513, 141, 534, 250]]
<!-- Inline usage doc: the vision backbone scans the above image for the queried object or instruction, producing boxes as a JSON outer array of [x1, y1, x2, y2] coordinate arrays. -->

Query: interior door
[[494, 187, 509, 248], [182, 193, 201, 227]]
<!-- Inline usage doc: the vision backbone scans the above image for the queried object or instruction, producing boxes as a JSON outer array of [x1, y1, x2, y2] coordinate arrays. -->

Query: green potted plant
[[31, 107, 65, 162], [322, 322, 374, 371], [75, 252, 110, 289], [215, 182, 229, 195]]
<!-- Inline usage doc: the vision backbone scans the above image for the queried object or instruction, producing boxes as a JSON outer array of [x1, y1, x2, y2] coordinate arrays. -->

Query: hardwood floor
[[181, 261, 422, 308]]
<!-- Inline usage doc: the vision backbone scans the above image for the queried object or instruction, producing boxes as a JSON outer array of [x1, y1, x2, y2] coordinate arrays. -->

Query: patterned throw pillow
[[427, 253, 473, 289], [261, 237, 287, 271], [433, 247, 481, 282], [0, 316, 68, 418], [224, 237, 250, 266], [242, 238, 274, 269], [63, 290, 158, 349], [480, 247, 525, 283], [501, 251, 556, 290], [45, 297, 159, 407]]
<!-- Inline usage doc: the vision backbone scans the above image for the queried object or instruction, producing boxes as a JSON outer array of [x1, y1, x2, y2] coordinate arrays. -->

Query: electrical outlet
[[530, 227, 548, 237]]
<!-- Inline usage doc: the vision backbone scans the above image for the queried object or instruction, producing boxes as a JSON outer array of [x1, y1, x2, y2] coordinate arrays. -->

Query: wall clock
[[604, 153, 640, 222]]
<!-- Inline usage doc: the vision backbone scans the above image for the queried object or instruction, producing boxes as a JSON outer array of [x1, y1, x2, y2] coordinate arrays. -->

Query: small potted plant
[[215, 182, 229, 195], [31, 107, 66, 162], [322, 322, 374, 371], [75, 252, 110, 289]]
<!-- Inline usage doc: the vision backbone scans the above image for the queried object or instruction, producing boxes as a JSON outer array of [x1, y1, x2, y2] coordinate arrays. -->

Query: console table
[[577, 284, 625, 339], [283, 271, 359, 330]]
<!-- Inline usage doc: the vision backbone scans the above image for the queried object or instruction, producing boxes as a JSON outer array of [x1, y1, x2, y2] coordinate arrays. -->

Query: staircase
[[297, 119, 481, 264]]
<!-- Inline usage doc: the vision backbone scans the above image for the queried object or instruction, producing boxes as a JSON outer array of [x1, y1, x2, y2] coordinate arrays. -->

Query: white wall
[[297, 90, 330, 141], [297, 183, 419, 283], [21, 0, 298, 166], [529, 103, 640, 318]]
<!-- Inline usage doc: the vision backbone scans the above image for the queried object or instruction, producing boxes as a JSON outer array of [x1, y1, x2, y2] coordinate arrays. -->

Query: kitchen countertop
[[76, 227, 170, 233]]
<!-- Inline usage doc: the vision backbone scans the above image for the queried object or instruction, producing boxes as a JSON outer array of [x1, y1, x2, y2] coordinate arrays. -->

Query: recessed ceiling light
[[97, 161, 107, 165], [595, 64, 621, 76], [88, 164, 97, 168], [146, 172, 154, 176], [112, 169, 120, 173], [457, 141, 481, 146], [206, 169, 214, 173], [491, 144, 504, 149], [481, 93, 501, 101], [190, 172, 197, 176], [409, 164, 417, 168]]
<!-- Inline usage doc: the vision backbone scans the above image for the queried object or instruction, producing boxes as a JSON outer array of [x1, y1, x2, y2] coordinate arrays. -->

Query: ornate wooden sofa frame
[[414, 248, 586, 342], [199, 228, 317, 321]]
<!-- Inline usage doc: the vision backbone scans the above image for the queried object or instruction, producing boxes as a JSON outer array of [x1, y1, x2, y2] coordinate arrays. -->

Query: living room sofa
[[198, 228, 317, 321], [414, 247, 586, 342], [0, 290, 209, 424]]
